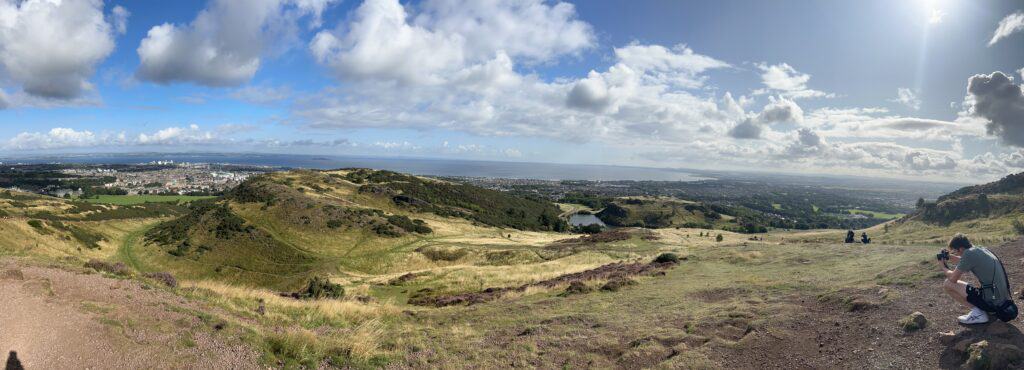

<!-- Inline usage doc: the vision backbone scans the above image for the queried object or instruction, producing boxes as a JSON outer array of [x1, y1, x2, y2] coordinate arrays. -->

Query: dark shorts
[[966, 285, 997, 312]]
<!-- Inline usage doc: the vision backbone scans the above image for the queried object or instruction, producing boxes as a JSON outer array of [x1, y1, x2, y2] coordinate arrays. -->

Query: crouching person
[[937, 233, 1016, 324]]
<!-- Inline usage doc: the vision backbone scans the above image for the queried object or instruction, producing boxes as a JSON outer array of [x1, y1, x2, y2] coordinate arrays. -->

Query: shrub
[[144, 272, 178, 287], [85, 259, 129, 276], [1013, 219, 1024, 236], [26, 219, 46, 232], [716, 234, 724, 242], [559, 281, 593, 296], [653, 253, 680, 264], [299, 276, 345, 300], [578, 224, 602, 234], [601, 278, 636, 292]]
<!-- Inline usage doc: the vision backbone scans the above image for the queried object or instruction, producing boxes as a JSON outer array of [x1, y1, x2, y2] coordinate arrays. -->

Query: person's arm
[[946, 268, 964, 282]]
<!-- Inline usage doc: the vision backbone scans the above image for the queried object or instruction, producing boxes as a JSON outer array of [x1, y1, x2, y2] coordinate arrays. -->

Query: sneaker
[[958, 307, 990, 325]]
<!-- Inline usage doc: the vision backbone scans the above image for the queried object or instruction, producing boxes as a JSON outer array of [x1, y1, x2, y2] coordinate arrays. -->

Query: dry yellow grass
[[185, 280, 399, 325]]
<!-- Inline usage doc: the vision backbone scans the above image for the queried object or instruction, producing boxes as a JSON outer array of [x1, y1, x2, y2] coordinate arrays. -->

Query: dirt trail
[[0, 258, 260, 369]]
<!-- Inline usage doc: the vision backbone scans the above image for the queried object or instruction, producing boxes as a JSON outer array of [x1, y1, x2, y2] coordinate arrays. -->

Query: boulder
[[937, 330, 958, 345], [964, 340, 1023, 370], [900, 312, 927, 332], [986, 321, 1012, 337]]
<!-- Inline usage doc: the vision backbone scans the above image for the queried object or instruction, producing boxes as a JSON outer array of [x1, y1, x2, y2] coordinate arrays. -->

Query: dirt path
[[0, 258, 261, 369]]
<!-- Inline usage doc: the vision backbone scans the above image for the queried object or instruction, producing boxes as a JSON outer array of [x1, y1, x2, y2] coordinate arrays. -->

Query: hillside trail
[[707, 238, 1024, 369], [0, 258, 260, 369]]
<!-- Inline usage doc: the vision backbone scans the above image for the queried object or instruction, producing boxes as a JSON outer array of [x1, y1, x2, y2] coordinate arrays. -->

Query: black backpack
[[987, 251, 1019, 322]]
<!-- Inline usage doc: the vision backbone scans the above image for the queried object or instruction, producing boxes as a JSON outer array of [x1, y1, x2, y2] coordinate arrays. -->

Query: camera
[[936, 249, 950, 261]]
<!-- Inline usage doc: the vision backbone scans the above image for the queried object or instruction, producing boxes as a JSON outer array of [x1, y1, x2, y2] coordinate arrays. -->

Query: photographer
[[937, 233, 1014, 324]]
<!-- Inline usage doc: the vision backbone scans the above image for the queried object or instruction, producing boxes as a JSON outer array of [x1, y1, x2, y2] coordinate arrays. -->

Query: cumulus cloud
[[755, 63, 832, 99], [891, 88, 921, 110], [965, 71, 1024, 147], [988, 12, 1024, 46], [728, 97, 803, 139], [136, 0, 336, 86], [0, 0, 120, 99], [311, 0, 593, 85]]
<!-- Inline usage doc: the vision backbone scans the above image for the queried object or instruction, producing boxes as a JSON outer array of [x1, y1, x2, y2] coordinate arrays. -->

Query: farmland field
[[79, 195, 216, 205]]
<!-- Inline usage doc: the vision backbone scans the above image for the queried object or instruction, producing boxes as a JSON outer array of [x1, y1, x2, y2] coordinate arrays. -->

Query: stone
[[937, 331, 958, 345], [954, 338, 975, 354], [964, 340, 1023, 370], [900, 312, 928, 332], [986, 321, 1011, 337]]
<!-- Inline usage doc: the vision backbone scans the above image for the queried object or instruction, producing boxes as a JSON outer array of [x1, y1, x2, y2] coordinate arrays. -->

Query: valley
[[1, 167, 1022, 368]]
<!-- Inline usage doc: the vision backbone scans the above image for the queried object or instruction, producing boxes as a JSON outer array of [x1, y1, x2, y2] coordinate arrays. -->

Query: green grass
[[80, 195, 216, 205]]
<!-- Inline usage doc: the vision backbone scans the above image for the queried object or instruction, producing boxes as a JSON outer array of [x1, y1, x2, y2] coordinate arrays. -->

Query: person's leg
[[942, 279, 973, 308]]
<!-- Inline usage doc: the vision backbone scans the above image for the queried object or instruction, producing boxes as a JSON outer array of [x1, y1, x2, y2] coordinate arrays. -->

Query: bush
[[1013, 219, 1024, 236], [653, 253, 680, 264], [85, 259, 129, 276], [601, 278, 636, 292], [299, 276, 345, 300], [578, 224, 603, 234], [559, 281, 593, 296], [144, 272, 178, 287], [26, 219, 46, 232], [716, 234, 724, 242]]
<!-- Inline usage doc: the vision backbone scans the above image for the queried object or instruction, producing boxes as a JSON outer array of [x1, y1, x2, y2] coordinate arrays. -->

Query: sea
[[0, 153, 709, 182]]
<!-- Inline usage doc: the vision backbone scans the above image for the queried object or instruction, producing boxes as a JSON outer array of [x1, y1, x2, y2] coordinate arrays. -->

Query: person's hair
[[948, 233, 972, 251]]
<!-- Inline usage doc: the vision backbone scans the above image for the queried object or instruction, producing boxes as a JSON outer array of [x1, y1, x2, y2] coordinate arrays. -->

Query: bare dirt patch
[[0, 258, 259, 368], [409, 258, 680, 307]]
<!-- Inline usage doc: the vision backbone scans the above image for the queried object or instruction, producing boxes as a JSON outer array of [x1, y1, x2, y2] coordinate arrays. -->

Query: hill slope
[[903, 171, 1024, 226], [136, 169, 570, 289]]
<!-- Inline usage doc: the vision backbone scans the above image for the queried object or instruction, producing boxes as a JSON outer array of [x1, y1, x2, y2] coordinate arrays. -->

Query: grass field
[[79, 195, 216, 205], [848, 209, 905, 220]]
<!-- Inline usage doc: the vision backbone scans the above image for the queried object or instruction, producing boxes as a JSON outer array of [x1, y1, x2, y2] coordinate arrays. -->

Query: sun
[[917, 0, 951, 25]]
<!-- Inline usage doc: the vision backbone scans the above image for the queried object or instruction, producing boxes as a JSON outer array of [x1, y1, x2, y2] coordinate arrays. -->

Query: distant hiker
[[860, 232, 870, 244], [845, 230, 855, 243], [936, 233, 1018, 324]]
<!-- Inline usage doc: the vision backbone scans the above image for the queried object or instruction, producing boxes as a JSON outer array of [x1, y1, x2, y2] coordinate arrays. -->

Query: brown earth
[[0, 258, 260, 369], [703, 239, 1024, 369], [409, 259, 679, 307]]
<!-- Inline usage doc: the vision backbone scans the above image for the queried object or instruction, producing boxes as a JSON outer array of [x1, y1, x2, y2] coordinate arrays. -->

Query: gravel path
[[0, 259, 261, 369]]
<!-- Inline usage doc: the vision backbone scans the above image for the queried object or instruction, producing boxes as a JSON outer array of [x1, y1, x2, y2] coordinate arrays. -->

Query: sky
[[1, 0, 1024, 181]]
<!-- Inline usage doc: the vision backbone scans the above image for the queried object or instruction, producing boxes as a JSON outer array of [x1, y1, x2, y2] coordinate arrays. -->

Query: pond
[[568, 214, 606, 227]]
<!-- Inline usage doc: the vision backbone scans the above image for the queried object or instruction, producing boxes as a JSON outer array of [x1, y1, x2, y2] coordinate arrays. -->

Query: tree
[[916, 197, 925, 209]]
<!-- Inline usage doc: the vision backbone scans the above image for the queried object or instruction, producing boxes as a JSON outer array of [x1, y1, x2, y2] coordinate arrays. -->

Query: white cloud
[[0, 0, 119, 99], [311, 0, 593, 85], [988, 12, 1024, 47], [728, 96, 803, 139], [136, 124, 217, 145], [891, 88, 921, 110], [755, 63, 833, 99], [111, 5, 129, 34], [136, 0, 337, 86]]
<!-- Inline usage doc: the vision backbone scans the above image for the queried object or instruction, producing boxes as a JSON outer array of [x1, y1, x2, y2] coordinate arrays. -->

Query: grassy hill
[[5, 169, 1024, 368], [900, 171, 1024, 228]]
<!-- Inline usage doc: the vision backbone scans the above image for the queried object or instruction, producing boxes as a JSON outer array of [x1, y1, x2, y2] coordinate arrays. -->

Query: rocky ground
[[705, 239, 1024, 369]]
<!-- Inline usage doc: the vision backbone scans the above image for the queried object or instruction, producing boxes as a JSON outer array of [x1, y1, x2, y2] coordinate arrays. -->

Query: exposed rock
[[937, 330, 958, 345], [986, 321, 1012, 337], [899, 312, 927, 332], [964, 340, 1023, 370]]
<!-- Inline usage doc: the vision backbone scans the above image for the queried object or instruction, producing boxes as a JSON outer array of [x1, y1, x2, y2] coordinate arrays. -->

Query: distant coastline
[[0, 152, 710, 182]]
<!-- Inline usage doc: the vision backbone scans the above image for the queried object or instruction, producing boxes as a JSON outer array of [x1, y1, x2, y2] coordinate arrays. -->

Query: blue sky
[[1, 0, 1024, 181]]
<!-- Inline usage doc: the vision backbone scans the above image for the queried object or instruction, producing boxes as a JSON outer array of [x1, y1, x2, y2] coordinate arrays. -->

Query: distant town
[[0, 161, 277, 197]]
